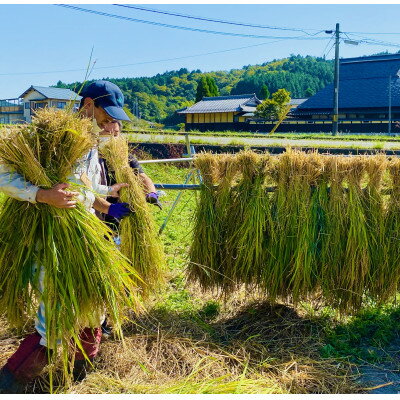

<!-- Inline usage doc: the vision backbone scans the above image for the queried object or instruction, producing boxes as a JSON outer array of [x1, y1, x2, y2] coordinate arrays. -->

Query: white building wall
[[22, 90, 47, 122]]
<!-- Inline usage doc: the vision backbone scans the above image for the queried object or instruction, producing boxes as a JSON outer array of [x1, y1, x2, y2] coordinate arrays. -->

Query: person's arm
[[128, 156, 156, 193], [139, 172, 156, 193], [93, 196, 131, 219], [93, 196, 111, 214], [129, 157, 161, 208], [0, 165, 78, 208], [36, 184, 78, 208]]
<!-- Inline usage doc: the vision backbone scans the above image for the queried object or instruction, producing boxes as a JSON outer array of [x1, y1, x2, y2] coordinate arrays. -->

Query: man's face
[[103, 121, 121, 137], [81, 98, 114, 129], [93, 105, 114, 129]]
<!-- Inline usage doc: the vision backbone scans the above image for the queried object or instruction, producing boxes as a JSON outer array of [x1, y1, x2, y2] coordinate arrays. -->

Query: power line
[[0, 37, 307, 77], [356, 39, 400, 49], [347, 30, 400, 35], [321, 34, 334, 58], [113, 4, 324, 36], [55, 4, 327, 41], [325, 40, 337, 59], [343, 33, 400, 48]]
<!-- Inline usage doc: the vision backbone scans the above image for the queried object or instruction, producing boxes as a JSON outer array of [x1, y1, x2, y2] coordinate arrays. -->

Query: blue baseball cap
[[81, 80, 130, 121]]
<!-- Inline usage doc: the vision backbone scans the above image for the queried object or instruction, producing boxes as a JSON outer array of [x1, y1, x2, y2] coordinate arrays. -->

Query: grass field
[[126, 132, 400, 151], [127, 128, 400, 143], [2, 162, 400, 393]]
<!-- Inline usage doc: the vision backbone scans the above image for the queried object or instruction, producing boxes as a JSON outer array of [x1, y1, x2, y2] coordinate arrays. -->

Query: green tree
[[206, 76, 219, 97], [255, 88, 291, 134], [256, 88, 291, 120], [305, 87, 315, 97], [195, 76, 211, 102], [260, 84, 270, 99]]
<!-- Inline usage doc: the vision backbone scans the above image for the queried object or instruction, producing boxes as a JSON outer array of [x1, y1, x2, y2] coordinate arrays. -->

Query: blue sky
[[2, 3, 400, 98]]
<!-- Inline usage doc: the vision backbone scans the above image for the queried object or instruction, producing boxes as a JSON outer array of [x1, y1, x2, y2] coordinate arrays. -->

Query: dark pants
[[2, 327, 102, 387]]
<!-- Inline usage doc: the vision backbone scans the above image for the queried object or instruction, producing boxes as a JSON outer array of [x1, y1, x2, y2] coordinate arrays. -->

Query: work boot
[[1, 332, 50, 393], [0, 366, 26, 394], [72, 358, 94, 382]]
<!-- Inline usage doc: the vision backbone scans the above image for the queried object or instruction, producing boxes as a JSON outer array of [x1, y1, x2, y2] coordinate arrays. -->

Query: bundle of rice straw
[[364, 155, 387, 302], [188, 153, 221, 289], [319, 156, 350, 307], [211, 153, 240, 289], [287, 151, 325, 302], [190, 150, 400, 313], [226, 152, 271, 288], [340, 157, 370, 311], [100, 136, 166, 298], [382, 157, 400, 301], [0, 109, 142, 384]]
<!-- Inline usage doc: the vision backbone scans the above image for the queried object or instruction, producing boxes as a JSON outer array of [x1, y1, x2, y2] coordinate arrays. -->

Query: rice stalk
[[100, 136, 166, 298], [268, 150, 312, 301], [189, 153, 221, 289], [266, 150, 325, 303], [319, 156, 350, 305], [288, 152, 325, 302], [382, 157, 400, 301], [211, 154, 240, 290], [0, 109, 143, 385], [340, 157, 370, 311], [363, 155, 388, 302], [227, 152, 271, 288]]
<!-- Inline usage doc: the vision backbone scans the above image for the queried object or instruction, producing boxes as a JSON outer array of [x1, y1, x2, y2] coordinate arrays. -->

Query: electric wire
[[342, 33, 400, 48], [321, 34, 334, 58], [347, 30, 400, 35], [325, 40, 337, 59], [55, 4, 328, 41], [113, 3, 324, 36]]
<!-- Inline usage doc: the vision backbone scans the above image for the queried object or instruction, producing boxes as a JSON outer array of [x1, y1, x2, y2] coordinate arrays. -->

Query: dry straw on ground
[[189, 150, 400, 313], [63, 298, 360, 394]]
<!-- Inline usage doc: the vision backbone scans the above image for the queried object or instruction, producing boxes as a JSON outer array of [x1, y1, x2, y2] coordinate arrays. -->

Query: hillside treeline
[[55, 55, 334, 124]]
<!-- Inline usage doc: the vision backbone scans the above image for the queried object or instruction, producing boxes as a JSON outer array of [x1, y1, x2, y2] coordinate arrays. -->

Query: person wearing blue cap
[[80, 80, 131, 124], [0, 80, 134, 393]]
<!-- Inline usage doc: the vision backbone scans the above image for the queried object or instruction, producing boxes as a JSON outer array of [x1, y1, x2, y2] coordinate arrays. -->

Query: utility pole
[[388, 75, 392, 135], [332, 23, 340, 136]]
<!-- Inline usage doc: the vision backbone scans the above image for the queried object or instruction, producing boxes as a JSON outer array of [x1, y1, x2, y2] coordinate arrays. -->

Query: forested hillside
[[55, 55, 334, 125]]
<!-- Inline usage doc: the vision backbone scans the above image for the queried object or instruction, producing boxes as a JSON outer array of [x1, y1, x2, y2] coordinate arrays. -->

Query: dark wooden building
[[290, 53, 400, 133]]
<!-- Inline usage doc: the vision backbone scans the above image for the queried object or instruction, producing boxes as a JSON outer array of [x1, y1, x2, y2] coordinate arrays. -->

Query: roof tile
[[297, 54, 400, 111], [179, 94, 261, 114]]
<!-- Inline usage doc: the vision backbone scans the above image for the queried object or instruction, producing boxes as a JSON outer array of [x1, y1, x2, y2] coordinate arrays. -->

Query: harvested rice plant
[[189, 150, 400, 313], [0, 109, 142, 386], [100, 136, 166, 298]]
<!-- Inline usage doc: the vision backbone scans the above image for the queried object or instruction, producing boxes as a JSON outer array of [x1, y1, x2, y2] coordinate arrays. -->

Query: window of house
[[24, 102, 30, 109], [57, 102, 66, 109]]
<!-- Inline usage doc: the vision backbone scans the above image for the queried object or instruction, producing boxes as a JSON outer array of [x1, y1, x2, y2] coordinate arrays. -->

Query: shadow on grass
[[114, 300, 361, 394]]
